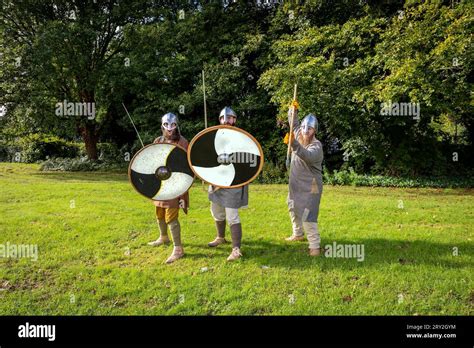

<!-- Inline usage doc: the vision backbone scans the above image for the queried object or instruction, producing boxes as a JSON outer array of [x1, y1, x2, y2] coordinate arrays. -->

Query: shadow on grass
[[222, 237, 474, 271], [31, 171, 129, 182], [393, 188, 474, 197], [31, 172, 211, 188]]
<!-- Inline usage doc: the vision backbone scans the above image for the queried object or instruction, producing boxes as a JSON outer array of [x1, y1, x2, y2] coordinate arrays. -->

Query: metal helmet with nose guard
[[219, 106, 237, 125], [301, 113, 318, 134], [161, 112, 180, 140]]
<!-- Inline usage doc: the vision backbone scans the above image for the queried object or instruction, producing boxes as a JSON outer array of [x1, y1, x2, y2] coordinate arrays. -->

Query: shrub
[[255, 161, 288, 184], [15, 134, 80, 163], [40, 157, 128, 172], [323, 168, 473, 188]]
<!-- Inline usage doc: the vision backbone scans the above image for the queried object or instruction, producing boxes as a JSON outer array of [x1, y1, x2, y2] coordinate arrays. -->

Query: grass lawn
[[0, 163, 473, 315]]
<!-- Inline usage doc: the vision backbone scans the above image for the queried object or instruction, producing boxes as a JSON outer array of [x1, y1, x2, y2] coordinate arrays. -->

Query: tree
[[260, 0, 473, 175], [0, 0, 153, 159]]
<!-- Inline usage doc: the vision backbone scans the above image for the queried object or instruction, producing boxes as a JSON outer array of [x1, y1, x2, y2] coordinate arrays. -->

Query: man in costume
[[285, 107, 324, 256], [147, 112, 189, 264], [207, 106, 248, 261]]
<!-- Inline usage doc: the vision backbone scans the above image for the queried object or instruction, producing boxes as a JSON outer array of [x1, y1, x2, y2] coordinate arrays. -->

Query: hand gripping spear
[[285, 84, 298, 170]]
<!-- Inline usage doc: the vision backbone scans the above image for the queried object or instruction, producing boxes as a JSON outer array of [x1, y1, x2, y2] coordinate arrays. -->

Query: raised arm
[[291, 139, 323, 165], [288, 107, 300, 134]]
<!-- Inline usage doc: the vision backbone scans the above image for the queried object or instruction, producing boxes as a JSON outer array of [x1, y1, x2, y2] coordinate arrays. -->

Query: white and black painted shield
[[129, 143, 194, 201], [188, 125, 264, 188]]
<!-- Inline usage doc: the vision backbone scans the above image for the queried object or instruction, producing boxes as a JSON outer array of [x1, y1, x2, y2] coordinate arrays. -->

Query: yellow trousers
[[155, 207, 179, 224]]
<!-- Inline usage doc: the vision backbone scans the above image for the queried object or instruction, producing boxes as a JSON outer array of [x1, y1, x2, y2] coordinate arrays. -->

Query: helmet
[[219, 106, 237, 125], [161, 112, 178, 131], [161, 112, 180, 140], [301, 113, 318, 134]]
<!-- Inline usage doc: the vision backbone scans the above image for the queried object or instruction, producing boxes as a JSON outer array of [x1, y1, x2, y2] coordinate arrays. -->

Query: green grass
[[0, 163, 473, 315]]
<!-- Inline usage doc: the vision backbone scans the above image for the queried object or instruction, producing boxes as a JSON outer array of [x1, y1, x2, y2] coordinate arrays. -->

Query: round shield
[[187, 125, 264, 188], [128, 143, 194, 201]]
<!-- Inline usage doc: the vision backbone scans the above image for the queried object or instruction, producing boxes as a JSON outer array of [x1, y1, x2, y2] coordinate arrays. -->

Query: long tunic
[[287, 116, 324, 223], [208, 185, 248, 209], [152, 135, 190, 209]]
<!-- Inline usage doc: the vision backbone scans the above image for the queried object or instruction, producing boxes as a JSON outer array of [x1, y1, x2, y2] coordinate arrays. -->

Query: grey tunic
[[287, 115, 324, 223], [208, 185, 249, 209]]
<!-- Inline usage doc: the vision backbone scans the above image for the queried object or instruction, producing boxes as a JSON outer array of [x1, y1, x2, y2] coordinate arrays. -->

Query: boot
[[285, 235, 305, 242], [165, 246, 184, 264], [148, 219, 170, 246], [227, 247, 243, 261], [227, 223, 243, 261], [208, 220, 227, 247], [148, 236, 170, 246]]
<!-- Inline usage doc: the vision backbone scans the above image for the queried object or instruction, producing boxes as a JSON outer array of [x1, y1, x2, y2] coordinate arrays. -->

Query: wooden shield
[[187, 125, 264, 188], [128, 143, 194, 201]]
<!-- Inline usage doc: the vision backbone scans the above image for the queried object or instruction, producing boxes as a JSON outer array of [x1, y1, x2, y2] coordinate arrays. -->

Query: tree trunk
[[81, 122, 99, 160], [78, 90, 99, 160]]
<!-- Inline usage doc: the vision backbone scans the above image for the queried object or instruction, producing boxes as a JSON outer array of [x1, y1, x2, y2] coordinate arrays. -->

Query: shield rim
[[187, 125, 264, 189], [128, 142, 194, 201]]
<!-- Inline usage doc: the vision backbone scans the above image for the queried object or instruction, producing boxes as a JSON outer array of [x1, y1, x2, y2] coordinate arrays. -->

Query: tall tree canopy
[[1, 0, 472, 176]]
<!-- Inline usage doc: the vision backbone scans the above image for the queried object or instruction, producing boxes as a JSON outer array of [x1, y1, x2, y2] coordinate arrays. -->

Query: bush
[[0, 142, 10, 162], [15, 134, 80, 163], [76, 142, 124, 162], [323, 168, 473, 188], [40, 157, 128, 172], [255, 161, 288, 184]]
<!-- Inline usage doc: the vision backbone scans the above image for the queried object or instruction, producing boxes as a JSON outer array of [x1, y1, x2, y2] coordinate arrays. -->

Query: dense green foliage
[[0, 134, 79, 162], [1, 0, 472, 179], [322, 168, 474, 188], [40, 157, 127, 172]]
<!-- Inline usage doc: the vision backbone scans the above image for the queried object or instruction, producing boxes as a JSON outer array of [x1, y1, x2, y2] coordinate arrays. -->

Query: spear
[[202, 69, 208, 129], [122, 103, 144, 148], [286, 84, 298, 169], [201, 69, 217, 192]]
